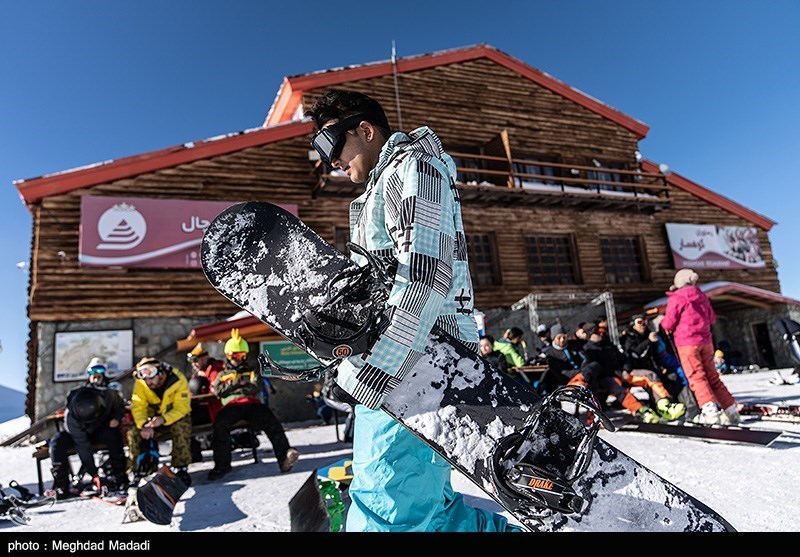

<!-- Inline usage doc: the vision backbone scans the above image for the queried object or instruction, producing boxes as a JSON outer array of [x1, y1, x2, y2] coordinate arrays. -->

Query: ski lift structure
[[511, 291, 620, 349]]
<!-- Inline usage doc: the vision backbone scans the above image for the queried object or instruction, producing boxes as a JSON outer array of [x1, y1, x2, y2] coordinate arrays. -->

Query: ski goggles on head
[[135, 364, 161, 380], [86, 365, 107, 376], [310, 113, 369, 165]]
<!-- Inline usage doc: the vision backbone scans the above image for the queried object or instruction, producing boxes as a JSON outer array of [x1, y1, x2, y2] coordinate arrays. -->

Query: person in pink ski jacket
[[660, 268, 740, 425]]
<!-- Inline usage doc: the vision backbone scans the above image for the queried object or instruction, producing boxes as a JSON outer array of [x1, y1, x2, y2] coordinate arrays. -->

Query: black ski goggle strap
[[310, 113, 370, 165]]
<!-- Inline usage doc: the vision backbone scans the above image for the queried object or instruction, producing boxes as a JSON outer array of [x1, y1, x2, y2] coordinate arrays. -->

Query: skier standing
[[306, 89, 519, 532], [660, 269, 741, 425]]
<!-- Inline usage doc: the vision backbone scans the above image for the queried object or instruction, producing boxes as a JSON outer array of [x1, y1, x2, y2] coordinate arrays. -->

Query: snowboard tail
[[201, 201, 735, 532], [133, 466, 188, 525]]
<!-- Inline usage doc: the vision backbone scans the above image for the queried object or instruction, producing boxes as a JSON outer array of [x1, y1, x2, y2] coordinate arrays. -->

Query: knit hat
[[671, 268, 699, 291], [550, 324, 566, 337], [536, 324, 549, 336]]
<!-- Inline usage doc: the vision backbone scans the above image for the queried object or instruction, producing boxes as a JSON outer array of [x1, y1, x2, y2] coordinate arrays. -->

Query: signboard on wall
[[665, 223, 765, 270], [79, 196, 298, 269], [54, 330, 133, 382], [260, 340, 320, 371]]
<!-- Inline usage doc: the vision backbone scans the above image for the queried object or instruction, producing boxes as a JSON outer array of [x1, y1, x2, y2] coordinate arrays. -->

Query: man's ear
[[359, 121, 376, 142]]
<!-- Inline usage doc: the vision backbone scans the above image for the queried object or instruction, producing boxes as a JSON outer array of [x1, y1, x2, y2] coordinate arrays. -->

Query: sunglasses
[[86, 365, 107, 375], [135, 364, 161, 380], [186, 353, 207, 362], [227, 351, 248, 361], [310, 113, 369, 165]]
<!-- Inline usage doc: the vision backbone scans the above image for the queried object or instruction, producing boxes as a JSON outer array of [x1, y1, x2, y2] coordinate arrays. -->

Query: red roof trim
[[641, 161, 775, 231], [266, 45, 649, 138], [16, 120, 314, 208]]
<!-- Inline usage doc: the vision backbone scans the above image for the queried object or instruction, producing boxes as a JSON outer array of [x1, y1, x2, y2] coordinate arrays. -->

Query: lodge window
[[600, 236, 646, 284], [587, 160, 631, 192], [451, 151, 483, 185], [467, 233, 502, 287], [524, 235, 579, 285], [513, 155, 561, 187], [334, 227, 350, 256]]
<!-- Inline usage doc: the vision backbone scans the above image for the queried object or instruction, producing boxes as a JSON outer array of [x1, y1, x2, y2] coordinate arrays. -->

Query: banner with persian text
[[79, 195, 297, 268], [665, 223, 765, 270]]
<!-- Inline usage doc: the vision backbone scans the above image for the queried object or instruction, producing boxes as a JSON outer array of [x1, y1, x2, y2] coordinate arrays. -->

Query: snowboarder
[[208, 329, 300, 480], [306, 89, 520, 532], [48, 358, 128, 499], [186, 342, 224, 462]]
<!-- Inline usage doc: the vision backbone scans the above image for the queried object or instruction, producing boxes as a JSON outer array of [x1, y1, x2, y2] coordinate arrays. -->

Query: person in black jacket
[[620, 315, 687, 421], [479, 334, 509, 375], [540, 324, 585, 394], [566, 324, 662, 423], [48, 359, 127, 499]]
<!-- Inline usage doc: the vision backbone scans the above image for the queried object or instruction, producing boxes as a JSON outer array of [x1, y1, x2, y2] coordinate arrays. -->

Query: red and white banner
[[665, 223, 765, 270], [79, 196, 297, 269]]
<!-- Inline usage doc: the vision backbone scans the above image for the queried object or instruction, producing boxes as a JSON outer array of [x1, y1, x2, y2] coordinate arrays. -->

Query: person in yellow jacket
[[127, 356, 193, 486]]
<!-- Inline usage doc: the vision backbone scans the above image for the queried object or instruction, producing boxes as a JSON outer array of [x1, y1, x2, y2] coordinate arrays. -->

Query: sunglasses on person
[[86, 365, 107, 375], [310, 113, 369, 165], [135, 364, 161, 380], [226, 351, 248, 361], [186, 353, 207, 362]]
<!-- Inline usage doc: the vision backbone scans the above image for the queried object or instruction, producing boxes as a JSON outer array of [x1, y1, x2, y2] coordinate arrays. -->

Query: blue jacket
[[336, 127, 477, 409]]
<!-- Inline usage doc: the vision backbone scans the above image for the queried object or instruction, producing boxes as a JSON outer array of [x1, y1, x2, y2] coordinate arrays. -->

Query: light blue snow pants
[[345, 405, 521, 532]]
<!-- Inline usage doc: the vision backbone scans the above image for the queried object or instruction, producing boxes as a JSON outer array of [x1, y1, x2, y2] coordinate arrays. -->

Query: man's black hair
[[506, 327, 524, 340], [480, 334, 495, 344], [305, 89, 392, 138]]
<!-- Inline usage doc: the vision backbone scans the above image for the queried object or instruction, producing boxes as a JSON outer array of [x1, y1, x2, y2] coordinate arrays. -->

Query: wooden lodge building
[[15, 44, 799, 423]]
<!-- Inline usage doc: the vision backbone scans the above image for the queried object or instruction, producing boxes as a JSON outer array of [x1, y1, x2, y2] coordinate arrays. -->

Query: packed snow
[[1, 369, 798, 533]]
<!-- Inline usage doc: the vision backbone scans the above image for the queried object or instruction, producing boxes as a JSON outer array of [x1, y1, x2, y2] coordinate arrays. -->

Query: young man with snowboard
[[306, 90, 519, 532]]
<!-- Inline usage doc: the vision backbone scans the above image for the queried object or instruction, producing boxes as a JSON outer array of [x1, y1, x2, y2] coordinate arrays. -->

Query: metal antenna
[[391, 40, 404, 131]]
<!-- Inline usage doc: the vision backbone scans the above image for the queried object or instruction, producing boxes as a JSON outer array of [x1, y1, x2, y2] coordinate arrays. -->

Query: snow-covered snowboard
[[201, 201, 736, 532]]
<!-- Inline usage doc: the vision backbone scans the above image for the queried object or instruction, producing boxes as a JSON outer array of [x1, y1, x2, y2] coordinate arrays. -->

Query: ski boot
[[491, 385, 614, 517]]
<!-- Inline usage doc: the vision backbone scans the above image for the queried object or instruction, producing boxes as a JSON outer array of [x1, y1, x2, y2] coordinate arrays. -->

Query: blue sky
[[1, 1, 798, 393]]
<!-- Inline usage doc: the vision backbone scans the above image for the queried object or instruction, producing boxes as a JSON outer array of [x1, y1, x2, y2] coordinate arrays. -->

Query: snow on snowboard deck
[[201, 201, 735, 532]]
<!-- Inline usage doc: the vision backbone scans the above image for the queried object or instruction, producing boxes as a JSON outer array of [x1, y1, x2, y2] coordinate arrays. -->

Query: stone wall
[[33, 317, 318, 439]]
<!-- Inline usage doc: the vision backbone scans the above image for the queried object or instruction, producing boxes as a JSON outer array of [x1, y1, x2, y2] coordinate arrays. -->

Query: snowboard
[[201, 201, 736, 532], [609, 414, 783, 446], [125, 465, 188, 525], [738, 402, 800, 424]]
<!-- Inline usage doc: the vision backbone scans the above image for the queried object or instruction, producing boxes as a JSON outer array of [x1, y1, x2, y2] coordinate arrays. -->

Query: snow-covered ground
[[1, 369, 798, 533]]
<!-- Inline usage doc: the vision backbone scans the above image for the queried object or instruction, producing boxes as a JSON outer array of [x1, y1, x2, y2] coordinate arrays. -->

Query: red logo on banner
[[79, 196, 297, 269]]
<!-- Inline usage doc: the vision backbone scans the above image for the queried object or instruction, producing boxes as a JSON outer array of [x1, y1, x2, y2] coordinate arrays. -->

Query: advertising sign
[[79, 196, 297, 268], [665, 223, 765, 270], [54, 329, 133, 382], [260, 340, 320, 371]]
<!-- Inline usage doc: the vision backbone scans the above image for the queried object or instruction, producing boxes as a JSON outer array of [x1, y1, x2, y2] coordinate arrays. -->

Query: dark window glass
[[600, 236, 645, 284], [525, 235, 579, 285], [467, 233, 501, 286]]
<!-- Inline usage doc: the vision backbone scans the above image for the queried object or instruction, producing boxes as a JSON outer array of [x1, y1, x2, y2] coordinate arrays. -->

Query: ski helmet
[[70, 388, 105, 423], [187, 343, 209, 362], [224, 329, 249, 355]]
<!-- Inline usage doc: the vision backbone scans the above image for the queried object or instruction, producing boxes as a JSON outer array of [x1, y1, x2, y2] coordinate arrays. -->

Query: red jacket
[[661, 285, 715, 347]]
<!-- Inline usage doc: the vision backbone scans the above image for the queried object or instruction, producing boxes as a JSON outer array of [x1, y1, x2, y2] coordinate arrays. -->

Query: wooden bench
[[32, 419, 259, 495]]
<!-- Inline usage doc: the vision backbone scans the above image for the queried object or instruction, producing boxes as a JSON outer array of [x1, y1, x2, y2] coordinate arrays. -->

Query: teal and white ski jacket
[[336, 127, 478, 409]]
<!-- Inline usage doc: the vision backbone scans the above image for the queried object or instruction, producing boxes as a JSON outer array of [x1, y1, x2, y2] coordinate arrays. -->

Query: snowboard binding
[[259, 242, 391, 382], [491, 385, 614, 516]]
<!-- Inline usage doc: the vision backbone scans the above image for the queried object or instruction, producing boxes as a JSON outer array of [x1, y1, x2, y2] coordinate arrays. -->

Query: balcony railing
[[313, 152, 671, 211]]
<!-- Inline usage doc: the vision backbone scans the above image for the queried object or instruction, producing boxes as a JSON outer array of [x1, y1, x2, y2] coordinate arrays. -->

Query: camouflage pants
[[127, 414, 192, 470]]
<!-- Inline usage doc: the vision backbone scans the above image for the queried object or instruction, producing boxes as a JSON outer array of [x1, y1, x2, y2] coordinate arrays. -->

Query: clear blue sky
[[1, 1, 798, 393]]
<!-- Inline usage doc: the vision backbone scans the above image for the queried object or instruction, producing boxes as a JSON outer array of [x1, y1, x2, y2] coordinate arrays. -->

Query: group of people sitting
[[478, 268, 743, 427], [47, 328, 300, 500]]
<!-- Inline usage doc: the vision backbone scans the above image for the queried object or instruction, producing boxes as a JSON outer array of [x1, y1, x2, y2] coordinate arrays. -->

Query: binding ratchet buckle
[[491, 385, 614, 515]]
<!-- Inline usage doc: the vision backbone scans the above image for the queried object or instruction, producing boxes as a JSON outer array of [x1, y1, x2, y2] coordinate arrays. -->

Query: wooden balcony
[[312, 153, 671, 213]]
